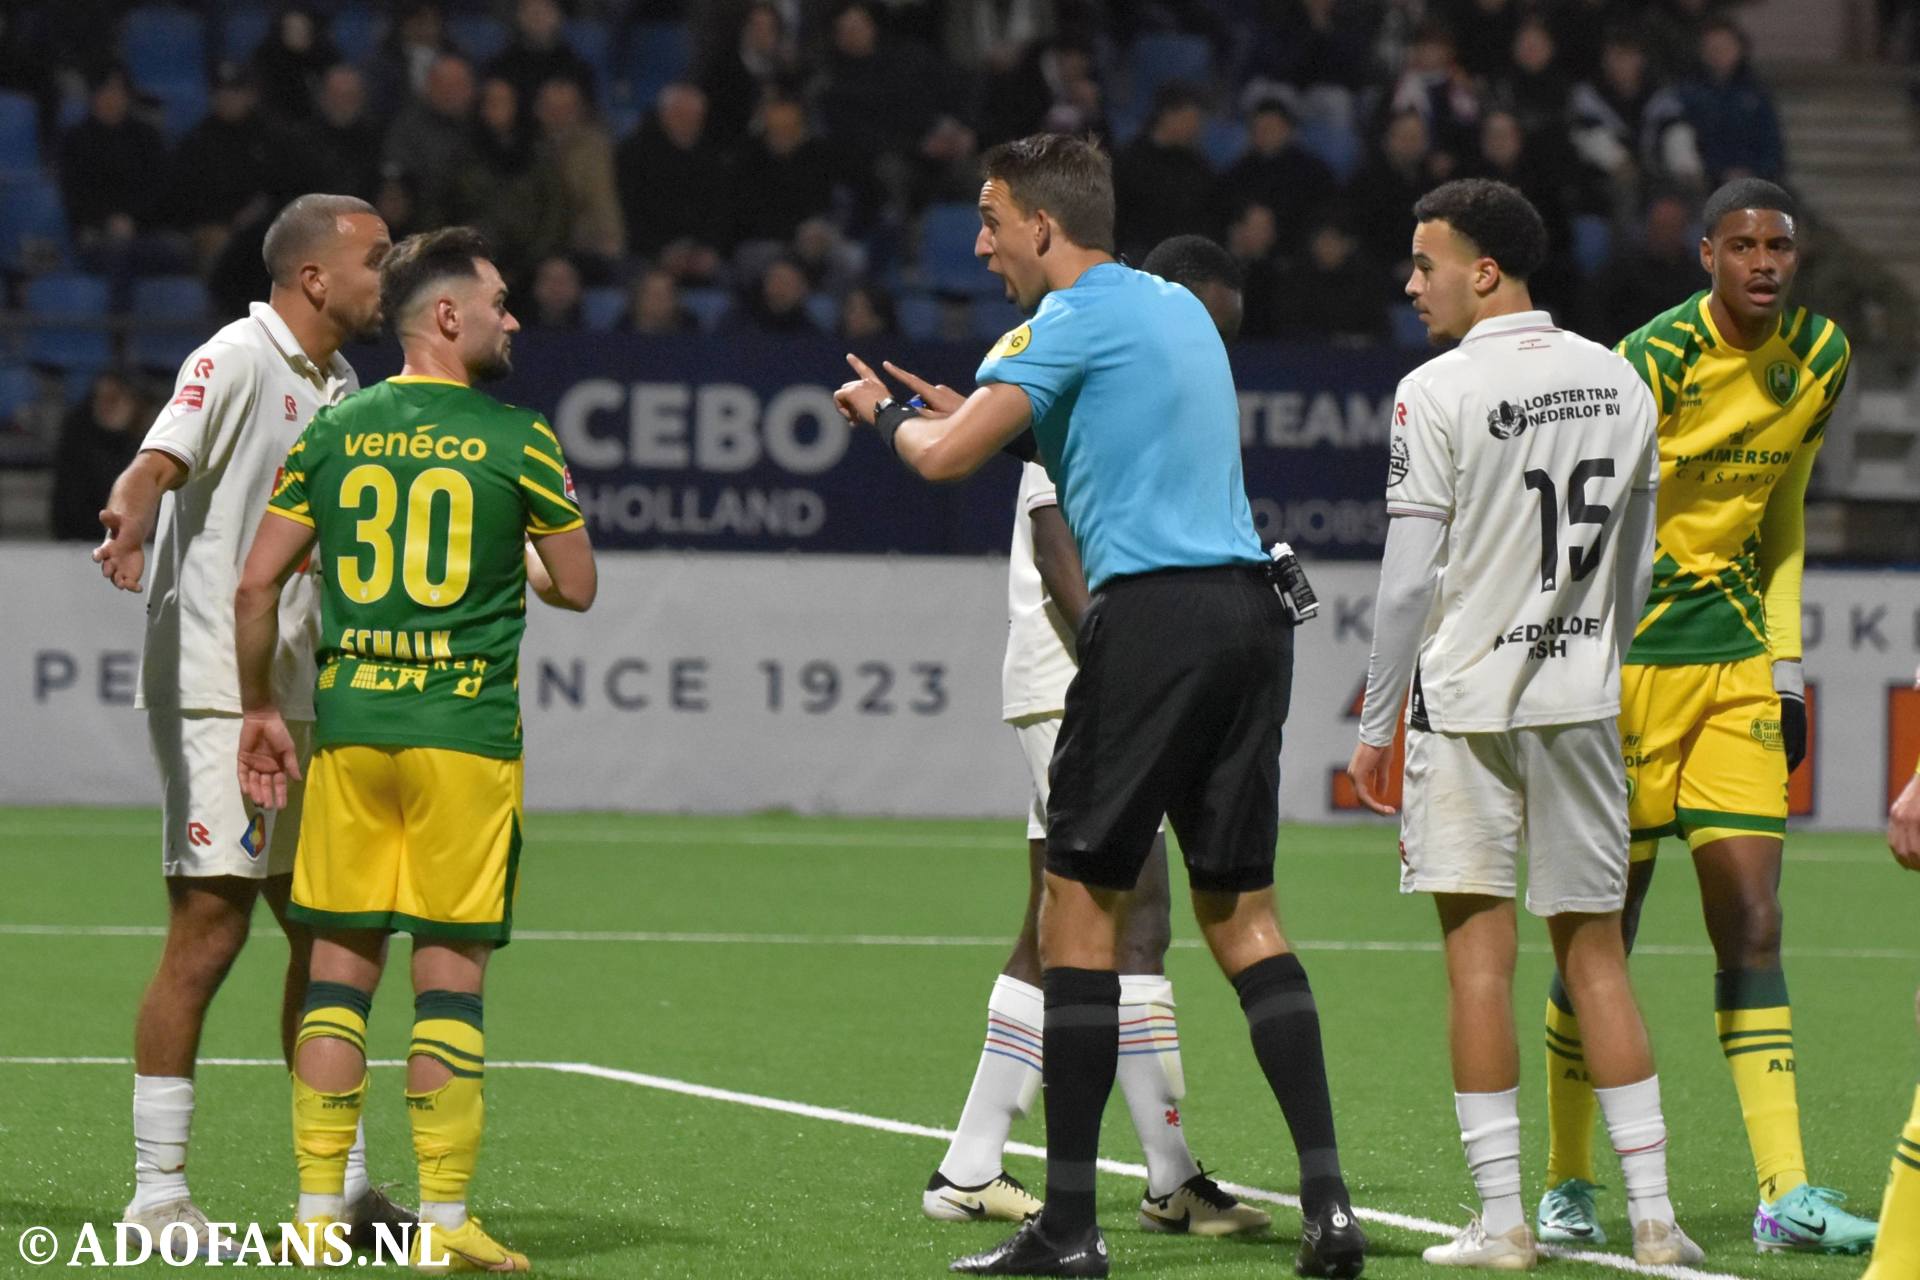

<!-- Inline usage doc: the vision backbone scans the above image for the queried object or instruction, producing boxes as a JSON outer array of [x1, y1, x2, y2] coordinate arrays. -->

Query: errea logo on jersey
[[345, 431, 488, 462]]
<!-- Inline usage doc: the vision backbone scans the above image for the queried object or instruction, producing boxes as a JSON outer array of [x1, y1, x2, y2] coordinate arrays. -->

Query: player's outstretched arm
[[234, 511, 316, 810], [528, 526, 596, 611], [92, 449, 188, 592], [1891, 772, 1920, 871]]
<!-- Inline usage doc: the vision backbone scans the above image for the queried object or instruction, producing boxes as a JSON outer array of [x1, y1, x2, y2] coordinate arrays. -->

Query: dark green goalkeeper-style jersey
[[268, 375, 584, 758]]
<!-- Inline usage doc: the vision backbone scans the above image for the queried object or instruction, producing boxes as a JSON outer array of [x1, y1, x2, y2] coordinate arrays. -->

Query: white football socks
[[419, 1200, 468, 1231], [1596, 1075, 1676, 1228], [1455, 1088, 1525, 1235], [937, 975, 1043, 1187], [129, 1075, 194, 1215], [1117, 974, 1201, 1195]]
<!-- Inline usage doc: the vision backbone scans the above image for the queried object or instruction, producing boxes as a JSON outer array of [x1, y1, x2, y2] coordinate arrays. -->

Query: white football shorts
[[1398, 718, 1629, 916], [148, 709, 311, 879]]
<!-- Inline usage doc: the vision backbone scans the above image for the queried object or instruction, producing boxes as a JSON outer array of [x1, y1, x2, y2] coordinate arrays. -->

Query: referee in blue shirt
[[834, 134, 1364, 1279]]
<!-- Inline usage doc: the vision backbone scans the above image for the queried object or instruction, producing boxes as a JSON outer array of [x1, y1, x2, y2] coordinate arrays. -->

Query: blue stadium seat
[[919, 202, 995, 295], [329, 9, 382, 64], [448, 15, 508, 63], [1572, 214, 1614, 277], [624, 22, 691, 112], [581, 285, 627, 332], [149, 75, 210, 138], [1203, 117, 1247, 170], [0, 91, 39, 176], [804, 292, 838, 333], [679, 286, 731, 333], [24, 273, 113, 371], [123, 9, 208, 92], [220, 5, 273, 62], [1390, 304, 1428, 349], [128, 276, 211, 370], [1298, 118, 1361, 183], [0, 175, 71, 272], [895, 292, 940, 342], [0, 364, 38, 428], [566, 19, 612, 80], [972, 298, 1024, 343], [1129, 34, 1211, 108]]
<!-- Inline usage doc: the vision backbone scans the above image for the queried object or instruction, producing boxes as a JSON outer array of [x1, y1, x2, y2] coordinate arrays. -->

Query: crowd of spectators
[[0, 0, 1799, 342]]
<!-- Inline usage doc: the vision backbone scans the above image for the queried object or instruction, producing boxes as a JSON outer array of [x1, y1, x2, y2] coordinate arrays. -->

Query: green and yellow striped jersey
[[268, 376, 584, 758], [1615, 291, 1849, 666]]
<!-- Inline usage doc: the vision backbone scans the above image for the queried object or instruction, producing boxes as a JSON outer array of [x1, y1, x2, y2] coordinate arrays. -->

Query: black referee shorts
[[1046, 563, 1293, 894]]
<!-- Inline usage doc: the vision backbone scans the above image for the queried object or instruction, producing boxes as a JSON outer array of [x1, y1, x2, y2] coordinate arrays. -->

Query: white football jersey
[[1001, 462, 1079, 721], [136, 302, 359, 718], [1387, 310, 1658, 732]]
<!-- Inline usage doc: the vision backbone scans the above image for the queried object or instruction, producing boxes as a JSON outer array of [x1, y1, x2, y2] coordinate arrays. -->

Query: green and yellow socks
[[408, 990, 487, 1231], [292, 981, 372, 1223], [1714, 968, 1806, 1202], [1861, 1085, 1920, 1280]]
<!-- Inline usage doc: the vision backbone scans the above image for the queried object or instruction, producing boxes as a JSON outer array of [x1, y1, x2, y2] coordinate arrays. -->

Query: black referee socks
[[1039, 966, 1121, 1233], [1232, 952, 1351, 1216]]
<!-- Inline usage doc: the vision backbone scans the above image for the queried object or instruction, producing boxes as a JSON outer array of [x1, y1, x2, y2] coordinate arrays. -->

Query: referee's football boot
[[345, 1183, 419, 1251], [1136, 1169, 1271, 1236], [926, 1169, 1044, 1222], [1295, 1200, 1368, 1278], [951, 1218, 1109, 1277], [1534, 1179, 1606, 1245], [409, 1215, 530, 1273]]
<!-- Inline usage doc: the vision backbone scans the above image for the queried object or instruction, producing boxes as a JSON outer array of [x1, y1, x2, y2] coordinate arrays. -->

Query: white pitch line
[[0, 1055, 1744, 1280], [0, 921, 1913, 962]]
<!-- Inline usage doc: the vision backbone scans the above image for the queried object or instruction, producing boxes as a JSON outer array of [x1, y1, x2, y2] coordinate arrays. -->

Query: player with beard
[[234, 226, 596, 1271], [92, 194, 411, 1257]]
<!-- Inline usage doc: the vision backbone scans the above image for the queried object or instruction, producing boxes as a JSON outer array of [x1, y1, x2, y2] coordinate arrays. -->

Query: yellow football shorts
[[1619, 653, 1788, 861], [289, 745, 525, 944]]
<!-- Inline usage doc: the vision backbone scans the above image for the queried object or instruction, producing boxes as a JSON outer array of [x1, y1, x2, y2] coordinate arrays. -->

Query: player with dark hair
[[915, 234, 1268, 1240], [834, 134, 1364, 1279], [1531, 176, 1878, 1256], [1351, 176, 1701, 1269], [234, 226, 596, 1271], [91, 192, 408, 1257]]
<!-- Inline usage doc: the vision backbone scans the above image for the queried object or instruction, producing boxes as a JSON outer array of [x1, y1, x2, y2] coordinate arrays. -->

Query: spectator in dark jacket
[[1490, 17, 1571, 148], [525, 254, 584, 329], [1114, 85, 1217, 262], [383, 51, 477, 228], [719, 257, 819, 336], [626, 267, 700, 334], [251, 6, 339, 123], [173, 63, 279, 264], [1568, 27, 1695, 216], [1680, 17, 1785, 183], [365, 1, 456, 120], [458, 76, 571, 283], [1219, 98, 1337, 246], [289, 64, 382, 201], [59, 65, 171, 254], [814, 1, 941, 162], [728, 94, 840, 249], [616, 83, 727, 279], [51, 371, 145, 540], [489, 0, 596, 108], [1596, 192, 1697, 341], [1275, 215, 1390, 345], [1347, 110, 1446, 270], [700, 1, 799, 144]]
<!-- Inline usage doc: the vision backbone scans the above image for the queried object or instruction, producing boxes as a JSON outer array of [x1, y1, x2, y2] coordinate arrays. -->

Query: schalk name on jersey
[[1486, 385, 1624, 439], [1491, 615, 1603, 661]]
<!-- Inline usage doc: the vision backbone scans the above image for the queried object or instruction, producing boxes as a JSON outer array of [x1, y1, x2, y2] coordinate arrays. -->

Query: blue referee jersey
[[975, 261, 1264, 590]]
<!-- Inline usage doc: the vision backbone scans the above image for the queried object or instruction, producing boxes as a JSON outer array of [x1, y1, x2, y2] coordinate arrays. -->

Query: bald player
[[93, 194, 410, 1255]]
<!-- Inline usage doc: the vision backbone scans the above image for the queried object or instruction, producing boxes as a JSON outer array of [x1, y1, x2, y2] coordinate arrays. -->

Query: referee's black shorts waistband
[[1095, 561, 1270, 592]]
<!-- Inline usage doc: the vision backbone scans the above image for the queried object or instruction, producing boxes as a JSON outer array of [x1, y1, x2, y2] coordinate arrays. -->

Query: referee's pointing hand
[[833, 353, 890, 426]]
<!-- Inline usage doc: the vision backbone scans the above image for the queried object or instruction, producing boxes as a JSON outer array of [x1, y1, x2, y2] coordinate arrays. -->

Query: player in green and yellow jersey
[[234, 226, 596, 1272], [1534, 179, 1877, 1256]]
